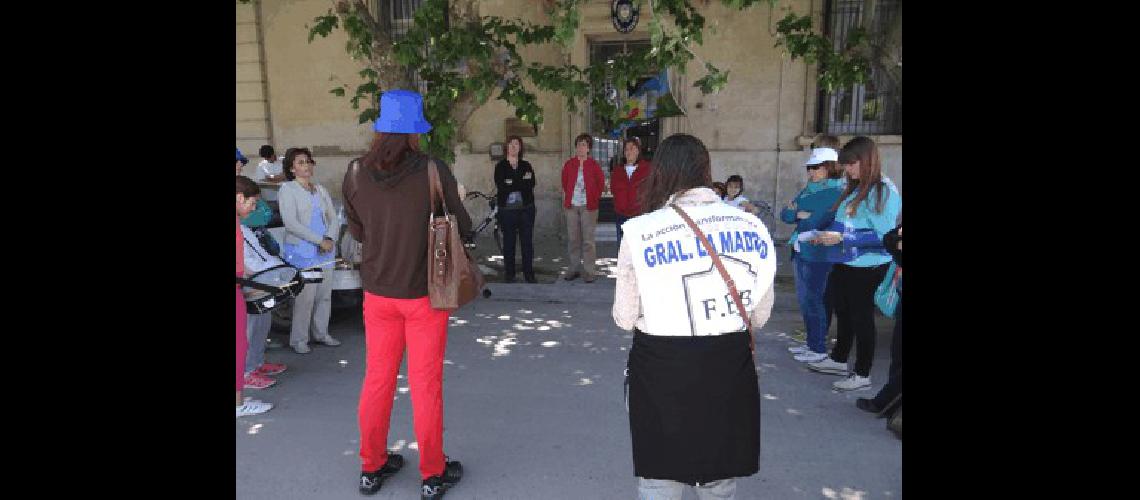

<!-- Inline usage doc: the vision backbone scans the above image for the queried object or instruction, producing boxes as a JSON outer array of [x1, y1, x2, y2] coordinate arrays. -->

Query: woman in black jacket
[[493, 136, 537, 283], [858, 223, 902, 415]]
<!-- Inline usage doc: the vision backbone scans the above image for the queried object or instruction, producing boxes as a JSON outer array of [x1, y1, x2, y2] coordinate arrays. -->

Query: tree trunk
[[448, 0, 485, 148]]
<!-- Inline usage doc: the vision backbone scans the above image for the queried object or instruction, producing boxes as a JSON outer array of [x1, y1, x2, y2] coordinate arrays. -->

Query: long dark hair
[[832, 136, 886, 215], [638, 134, 712, 212], [282, 147, 313, 181], [360, 133, 421, 172]]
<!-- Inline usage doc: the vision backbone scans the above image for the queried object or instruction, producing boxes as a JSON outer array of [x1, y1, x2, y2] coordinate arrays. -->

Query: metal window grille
[[816, 0, 901, 135], [377, 0, 433, 94]]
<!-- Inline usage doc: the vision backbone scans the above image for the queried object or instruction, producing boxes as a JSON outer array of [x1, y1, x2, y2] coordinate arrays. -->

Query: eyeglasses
[[805, 164, 822, 170], [295, 159, 317, 166]]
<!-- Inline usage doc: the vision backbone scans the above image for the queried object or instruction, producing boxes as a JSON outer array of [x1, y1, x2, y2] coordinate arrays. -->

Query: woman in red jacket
[[560, 133, 605, 282], [609, 137, 652, 245]]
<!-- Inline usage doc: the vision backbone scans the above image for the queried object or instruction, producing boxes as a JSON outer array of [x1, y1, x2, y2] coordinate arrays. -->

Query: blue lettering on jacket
[[644, 230, 770, 267], [719, 232, 734, 253], [695, 236, 712, 256]]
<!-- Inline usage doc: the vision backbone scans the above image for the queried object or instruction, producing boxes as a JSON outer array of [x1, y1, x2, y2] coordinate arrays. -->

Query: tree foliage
[[265, 0, 770, 162], [771, 0, 901, 96]]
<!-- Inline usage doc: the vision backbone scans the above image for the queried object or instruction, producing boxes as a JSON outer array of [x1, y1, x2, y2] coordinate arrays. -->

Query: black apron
[[627, 329, 760, 485]]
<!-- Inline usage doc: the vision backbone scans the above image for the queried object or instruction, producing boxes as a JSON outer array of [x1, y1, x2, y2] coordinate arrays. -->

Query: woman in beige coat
[[278, 147, 341, 354]]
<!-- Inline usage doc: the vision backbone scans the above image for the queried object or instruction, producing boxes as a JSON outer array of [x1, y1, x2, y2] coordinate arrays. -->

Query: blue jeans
[[244, 312, 272, 375], [615, 214, 632, 247], [638, 478, 736, 500], [793, 255, 834, 354]]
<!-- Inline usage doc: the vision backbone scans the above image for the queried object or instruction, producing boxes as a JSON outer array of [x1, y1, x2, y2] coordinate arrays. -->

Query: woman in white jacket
[[278, 147, 341, 354], [612, 134, 777, 500]]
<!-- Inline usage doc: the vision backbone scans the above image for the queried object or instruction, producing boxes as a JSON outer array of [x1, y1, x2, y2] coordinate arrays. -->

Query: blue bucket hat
[[374, 89, 432, 134], [236, 148, 249, 165]]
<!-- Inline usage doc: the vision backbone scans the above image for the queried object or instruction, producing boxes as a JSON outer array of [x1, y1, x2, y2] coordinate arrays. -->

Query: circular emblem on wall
[[612, 0, 639, 34]]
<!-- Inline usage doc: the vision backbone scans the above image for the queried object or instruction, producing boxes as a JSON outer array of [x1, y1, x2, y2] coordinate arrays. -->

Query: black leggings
[[828, 263, 889, 377], [873, 296, 902, 407]]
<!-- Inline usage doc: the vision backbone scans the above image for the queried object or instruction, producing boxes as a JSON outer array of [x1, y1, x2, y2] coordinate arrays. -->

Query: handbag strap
[[670, 204, 754, 352], [427, 160, 450, 218]]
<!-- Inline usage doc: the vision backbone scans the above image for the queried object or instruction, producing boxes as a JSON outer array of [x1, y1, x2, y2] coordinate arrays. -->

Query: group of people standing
[[780, 134, 903, 400], [492, 132, 656, 284], [234, 145, 345, 416], [235, 87, 902, 499]]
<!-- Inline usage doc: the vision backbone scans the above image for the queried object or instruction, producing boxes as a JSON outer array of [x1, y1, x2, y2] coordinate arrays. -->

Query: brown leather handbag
[[427, 160, 485, 309]]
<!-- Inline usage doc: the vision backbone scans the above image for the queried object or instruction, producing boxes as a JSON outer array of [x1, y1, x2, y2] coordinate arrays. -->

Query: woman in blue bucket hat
[[343, 89, 471, 498]]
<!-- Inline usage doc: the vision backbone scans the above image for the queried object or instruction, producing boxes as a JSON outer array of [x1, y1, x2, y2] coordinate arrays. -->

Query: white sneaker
[[807, 357, 849, 375], [794, 351, 829, 363], [787, 345, 810, 354], [833, 374, 871, 391], [236, 399, 273, 417], [291, 342, 311, 354], [314, 336, 341, 347]]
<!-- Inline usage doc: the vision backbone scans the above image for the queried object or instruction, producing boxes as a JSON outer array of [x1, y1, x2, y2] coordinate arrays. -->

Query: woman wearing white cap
[[780, 147, 845, 363]]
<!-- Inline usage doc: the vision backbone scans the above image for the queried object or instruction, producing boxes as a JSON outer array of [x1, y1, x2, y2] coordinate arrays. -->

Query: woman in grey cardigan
[[279, 147, 342, 354]]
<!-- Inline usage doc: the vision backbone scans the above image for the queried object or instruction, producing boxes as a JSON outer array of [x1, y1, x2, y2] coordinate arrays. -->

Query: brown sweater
[[342, 152, 473, 299]]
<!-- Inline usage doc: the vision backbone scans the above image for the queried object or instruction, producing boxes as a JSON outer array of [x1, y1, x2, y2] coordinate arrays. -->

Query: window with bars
[[376, 0, 434, 94], [816, 0, 901, 135]]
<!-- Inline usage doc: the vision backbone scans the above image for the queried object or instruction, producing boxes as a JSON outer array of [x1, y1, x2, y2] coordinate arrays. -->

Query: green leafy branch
[[293, 0, 765, 162]]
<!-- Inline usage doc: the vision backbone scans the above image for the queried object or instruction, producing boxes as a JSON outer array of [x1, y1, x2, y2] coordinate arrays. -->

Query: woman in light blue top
[[806, 137, 901, 392], [278, 147, 342, 354]]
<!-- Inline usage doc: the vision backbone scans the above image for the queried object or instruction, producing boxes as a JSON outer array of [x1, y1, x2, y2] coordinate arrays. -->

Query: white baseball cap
[[805, 148, 838, 166]]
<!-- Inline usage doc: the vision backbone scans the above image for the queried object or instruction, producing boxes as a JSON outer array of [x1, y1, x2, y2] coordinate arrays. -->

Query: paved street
[[237, 274, 901, 499]]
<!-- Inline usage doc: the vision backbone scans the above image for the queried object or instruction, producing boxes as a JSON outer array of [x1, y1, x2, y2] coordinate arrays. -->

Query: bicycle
[[462, 190, 503, 254]]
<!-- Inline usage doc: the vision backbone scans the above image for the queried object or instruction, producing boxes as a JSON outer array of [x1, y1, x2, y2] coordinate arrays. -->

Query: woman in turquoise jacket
[[807, 136, 901, 392], [780, 148, 845, 363]]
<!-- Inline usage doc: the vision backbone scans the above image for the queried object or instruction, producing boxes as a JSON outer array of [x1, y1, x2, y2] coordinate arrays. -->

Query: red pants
[[358, 293, 450, 479], [236, 284, 248, 391]]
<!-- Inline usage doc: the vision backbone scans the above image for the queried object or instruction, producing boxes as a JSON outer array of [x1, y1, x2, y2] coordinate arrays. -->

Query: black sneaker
[[360, 453, 404, 495], [421, 460, 463, 500]]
